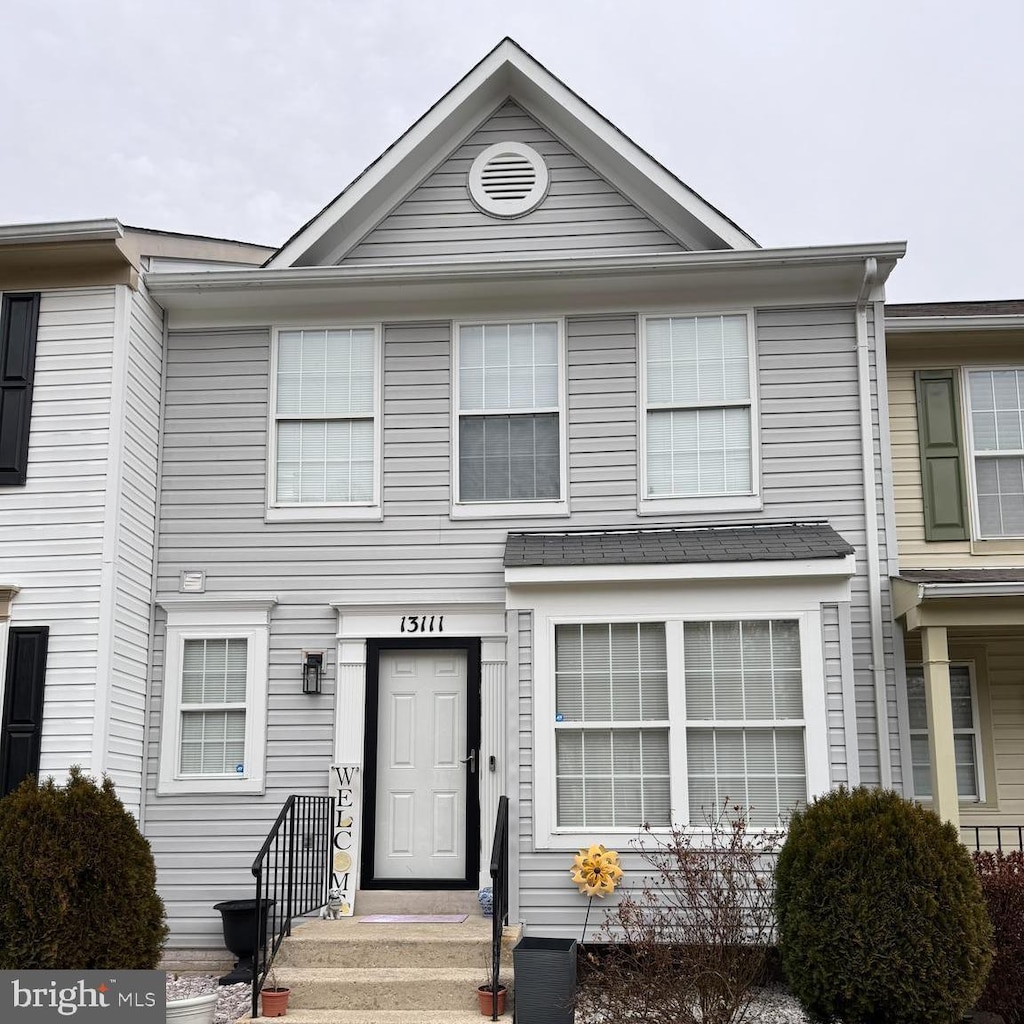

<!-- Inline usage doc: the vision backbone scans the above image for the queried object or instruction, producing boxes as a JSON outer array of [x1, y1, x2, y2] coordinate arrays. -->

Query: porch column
[[921, 625, 959, 828]]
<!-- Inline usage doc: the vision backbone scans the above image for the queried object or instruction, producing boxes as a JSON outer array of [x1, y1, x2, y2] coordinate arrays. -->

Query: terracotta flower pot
[[477, 983, 507, 1016], [260, 986, 291, 1017]]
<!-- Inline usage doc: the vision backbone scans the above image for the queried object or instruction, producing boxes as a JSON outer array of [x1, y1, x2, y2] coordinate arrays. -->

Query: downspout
[[856, 257, 892, 788]]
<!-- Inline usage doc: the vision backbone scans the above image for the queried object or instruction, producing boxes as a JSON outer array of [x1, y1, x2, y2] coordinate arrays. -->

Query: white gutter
[[913, 581, 1024, 600], [856, 257, 892, 788], [0, 219, 124, 245], [886, 314, 1024, 332], [146, 241, 908, 296]]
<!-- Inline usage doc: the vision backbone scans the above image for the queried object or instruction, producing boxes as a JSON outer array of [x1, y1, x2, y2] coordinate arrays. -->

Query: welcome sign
[[327, 764, 361, 916]]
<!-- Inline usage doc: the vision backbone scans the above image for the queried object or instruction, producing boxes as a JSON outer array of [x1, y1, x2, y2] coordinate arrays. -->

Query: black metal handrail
[[488, 795, 509, 1022], [961, 824, 1024, 853], [251, 794, 334, 1019]]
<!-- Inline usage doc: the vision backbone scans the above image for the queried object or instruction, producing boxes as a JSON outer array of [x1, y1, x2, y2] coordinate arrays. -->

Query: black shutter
[[0, 626, 49, 796], [0, 292, 42, 486], [915, 368, 970, 541]]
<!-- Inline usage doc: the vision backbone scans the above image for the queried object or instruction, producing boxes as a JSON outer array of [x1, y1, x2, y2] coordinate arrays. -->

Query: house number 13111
[[400, 615, 444, 634]]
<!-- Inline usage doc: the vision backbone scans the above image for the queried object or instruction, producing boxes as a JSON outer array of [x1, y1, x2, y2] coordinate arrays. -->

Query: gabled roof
[[504, 522, 854, 569], [267, 38, 757, 269]]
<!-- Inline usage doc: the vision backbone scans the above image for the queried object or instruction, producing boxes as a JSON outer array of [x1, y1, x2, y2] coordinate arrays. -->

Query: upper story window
[[452, 319, 568, 518], [268, 327, 382, 522], [639, 313, 760, 515], [966, 369, 1024, 537]]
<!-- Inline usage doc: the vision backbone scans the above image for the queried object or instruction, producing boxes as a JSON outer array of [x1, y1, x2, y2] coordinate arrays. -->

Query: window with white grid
[[273, 327, 377, 510], [179, 638, 248, 776], [906, 664, 981, 802], [967, 369, 1024, 537], [456, 320, 564, 510], [684, 620, 806, 827], [642, 314, 755, 505], [554, 622, 670, 828], [157, 600, 272, 796]]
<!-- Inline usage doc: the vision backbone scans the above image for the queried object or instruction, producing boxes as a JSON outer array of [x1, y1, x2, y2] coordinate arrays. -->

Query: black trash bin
[[213, 899, 273, 985], [512, 936, 577, 1024]]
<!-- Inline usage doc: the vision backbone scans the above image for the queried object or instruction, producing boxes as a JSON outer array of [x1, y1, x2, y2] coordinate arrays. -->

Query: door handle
[[460, 750, 477, 774]]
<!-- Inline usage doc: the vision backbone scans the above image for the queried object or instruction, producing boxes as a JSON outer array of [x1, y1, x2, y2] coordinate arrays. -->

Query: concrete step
[[278, 917, 518, 969], [353, 889, 482, 915], [276, 966, 510, 1012], [238, 1011, 508, 1024]]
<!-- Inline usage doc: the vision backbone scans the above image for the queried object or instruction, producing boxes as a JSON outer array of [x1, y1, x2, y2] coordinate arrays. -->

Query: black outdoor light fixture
[[302, 651, 323, 694]]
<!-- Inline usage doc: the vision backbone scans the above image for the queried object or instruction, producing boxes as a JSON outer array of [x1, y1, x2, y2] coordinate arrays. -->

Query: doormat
[[359, 914, 468, 924]]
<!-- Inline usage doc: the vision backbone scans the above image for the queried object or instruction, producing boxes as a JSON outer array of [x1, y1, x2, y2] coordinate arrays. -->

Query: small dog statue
[[319, 887, 346, 920]]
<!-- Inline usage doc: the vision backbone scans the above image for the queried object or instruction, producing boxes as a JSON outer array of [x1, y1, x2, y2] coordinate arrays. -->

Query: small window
[[639, 313, 759, 515], [453, 320, 567, 517], [906, 664, 981, 802], [157, 600, 273, 795], [179, 638, 247, 776], [554, 623, 670, 828], [268, 327, 381, 521], [966, 369, 1024, 537]]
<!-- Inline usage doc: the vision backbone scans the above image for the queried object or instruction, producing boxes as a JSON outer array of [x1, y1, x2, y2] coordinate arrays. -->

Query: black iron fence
[[961, 824, 1024, 852], [488, 795, 510, 1022], [250, 794, 334, 1019]]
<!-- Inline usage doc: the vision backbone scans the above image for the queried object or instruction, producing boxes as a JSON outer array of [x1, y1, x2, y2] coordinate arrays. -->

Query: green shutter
[[915, 369, 969, 541]]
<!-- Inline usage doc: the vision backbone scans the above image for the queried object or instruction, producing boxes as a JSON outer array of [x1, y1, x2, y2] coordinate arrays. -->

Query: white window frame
[[527, 587, 830, 850], [157, 598, 274, 795], [905, 660, 985, 804], [266, 324, 383, 523], [451, 317, 569, 519], [637, 310, 761, 516], [962, 365, 1024, 539]]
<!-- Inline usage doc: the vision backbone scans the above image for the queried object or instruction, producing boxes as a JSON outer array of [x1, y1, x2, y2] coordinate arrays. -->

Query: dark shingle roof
[[886, 300, 1024, 318], [898, 568, 1024, 585], [504, 522, 854, 568]]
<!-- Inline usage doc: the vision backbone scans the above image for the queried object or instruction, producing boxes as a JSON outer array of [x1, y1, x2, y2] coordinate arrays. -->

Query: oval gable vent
[[468, 142, 549, 218]]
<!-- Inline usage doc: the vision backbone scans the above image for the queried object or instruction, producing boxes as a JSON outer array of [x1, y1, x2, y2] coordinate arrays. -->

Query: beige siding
[[340, 100, 685, 266], [902, 632, 1024, 830], [888, 335, 1024, 568]]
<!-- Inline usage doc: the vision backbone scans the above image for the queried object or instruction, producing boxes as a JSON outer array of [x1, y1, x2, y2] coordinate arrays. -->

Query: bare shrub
[[577, 804, 782, 1024]]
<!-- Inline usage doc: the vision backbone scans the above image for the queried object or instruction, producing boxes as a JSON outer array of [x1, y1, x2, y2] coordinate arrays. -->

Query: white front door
[[374, 649, 469, 882]]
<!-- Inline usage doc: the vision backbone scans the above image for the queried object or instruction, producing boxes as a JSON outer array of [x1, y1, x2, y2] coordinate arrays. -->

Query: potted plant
[[165, 975, 218, 1024], [477, 956, 508, 1016], [259, 964, 291, 1018]]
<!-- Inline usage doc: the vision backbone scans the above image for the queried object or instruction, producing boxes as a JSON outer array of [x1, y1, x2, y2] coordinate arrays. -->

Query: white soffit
[[267, 38, 757, 269]]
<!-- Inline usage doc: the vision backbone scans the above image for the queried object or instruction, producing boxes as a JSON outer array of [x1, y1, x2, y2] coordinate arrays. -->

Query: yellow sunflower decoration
[[571, 844, 623, 898]]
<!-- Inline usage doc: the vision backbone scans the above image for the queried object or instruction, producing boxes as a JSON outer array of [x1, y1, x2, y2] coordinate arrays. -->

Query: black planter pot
[[213, 899, 273, 986]]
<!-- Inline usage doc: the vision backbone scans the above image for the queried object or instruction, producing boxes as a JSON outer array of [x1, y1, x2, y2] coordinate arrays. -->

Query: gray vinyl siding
[[340, 101, 684, 266], [0, 287, 115, 779], [105, 287, 164, 815], [151, 302, 894, 944]]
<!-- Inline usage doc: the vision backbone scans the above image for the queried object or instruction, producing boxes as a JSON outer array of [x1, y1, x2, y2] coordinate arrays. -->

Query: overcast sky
[[1, 0, 1020, 302]]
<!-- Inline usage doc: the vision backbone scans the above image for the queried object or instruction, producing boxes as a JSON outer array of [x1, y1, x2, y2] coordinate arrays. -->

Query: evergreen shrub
[[774, 787, 992, 1024], [973, 850, 1024, 1024], [0, 767, 167, 969]]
